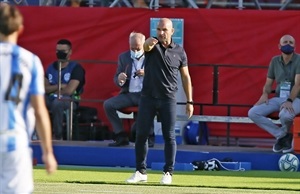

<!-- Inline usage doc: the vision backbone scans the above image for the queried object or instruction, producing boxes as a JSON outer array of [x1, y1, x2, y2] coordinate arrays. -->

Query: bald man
[[126, 18, 194, 184], [248, 34, 300, 154]]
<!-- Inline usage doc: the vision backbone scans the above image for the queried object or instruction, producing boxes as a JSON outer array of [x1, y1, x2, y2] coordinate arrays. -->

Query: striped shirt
[[0, 42, 45, 152]]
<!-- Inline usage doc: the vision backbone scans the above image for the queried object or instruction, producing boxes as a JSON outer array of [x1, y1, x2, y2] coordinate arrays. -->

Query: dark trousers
[[135, 95, 177, 174], [103, 92, 154, 137], [103, 92, 141, 134], [46, 96, 77, 139]]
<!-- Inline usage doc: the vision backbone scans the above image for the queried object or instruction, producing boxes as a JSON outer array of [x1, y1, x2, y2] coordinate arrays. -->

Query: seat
[[119, 106, 138, 115], [293, 116, 300, 153], [118, 106, 138, 133], [267, 112, 279, 120]]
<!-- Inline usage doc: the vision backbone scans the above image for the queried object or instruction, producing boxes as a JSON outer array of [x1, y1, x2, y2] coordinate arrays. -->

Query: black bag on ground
[[76, 106, 98, 123], [191, 159, 220, 171]]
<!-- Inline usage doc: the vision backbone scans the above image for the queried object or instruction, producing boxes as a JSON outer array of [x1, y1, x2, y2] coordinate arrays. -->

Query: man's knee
[[103, 99, 113, 112], [279, 110, 295, 121], [248, 106, 260, 120], [248, 108, 253, 118]]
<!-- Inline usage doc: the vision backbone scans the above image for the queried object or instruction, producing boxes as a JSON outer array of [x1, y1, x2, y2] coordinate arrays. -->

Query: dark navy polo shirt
[[142, 39, 188, 99]]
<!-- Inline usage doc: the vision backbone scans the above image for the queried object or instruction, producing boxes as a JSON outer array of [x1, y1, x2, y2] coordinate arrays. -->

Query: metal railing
[[1, 0, 299, 10], [51, 61, 288, 146]]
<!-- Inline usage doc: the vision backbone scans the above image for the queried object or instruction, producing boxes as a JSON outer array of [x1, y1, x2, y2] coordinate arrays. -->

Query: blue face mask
[[130, 50, 144, 59], [280, 44, 294, 55]]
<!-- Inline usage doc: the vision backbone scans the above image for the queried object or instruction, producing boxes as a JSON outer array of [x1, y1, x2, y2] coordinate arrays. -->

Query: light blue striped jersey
[[0, 42, 45, 152]]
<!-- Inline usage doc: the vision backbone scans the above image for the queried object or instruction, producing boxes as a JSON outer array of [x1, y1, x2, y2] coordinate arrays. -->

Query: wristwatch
[[187, 101, 194, 105], [286, 98, 293, 103]]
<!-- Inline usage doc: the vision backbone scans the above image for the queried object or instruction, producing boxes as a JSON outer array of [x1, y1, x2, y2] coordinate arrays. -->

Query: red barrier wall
[[17, 7, 300, 138]]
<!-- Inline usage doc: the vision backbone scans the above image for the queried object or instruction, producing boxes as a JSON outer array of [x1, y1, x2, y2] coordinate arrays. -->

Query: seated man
[[248, 34, 300, 153], [104, 32, 154, 147], [45, 39, 85, 140]]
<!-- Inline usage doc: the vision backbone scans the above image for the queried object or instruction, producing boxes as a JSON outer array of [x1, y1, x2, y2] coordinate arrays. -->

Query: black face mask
[[56, 50, 68, 60]]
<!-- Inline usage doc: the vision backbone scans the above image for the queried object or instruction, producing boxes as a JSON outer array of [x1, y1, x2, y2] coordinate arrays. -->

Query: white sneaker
[[160, 172, 172, 184], [126, 171, 147, 183]]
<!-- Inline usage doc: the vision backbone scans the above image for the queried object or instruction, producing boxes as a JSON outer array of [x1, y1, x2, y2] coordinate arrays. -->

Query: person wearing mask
[[248, 34, 300, 153], [104, 32, 155, 147], [45, 39, 85, 140], [126, 18, 194, 184], [0, 4, 57, 193]]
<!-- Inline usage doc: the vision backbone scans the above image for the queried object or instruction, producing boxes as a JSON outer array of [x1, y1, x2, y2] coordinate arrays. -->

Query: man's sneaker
[[126, 171, 147, 183], [160, 172, 172, 184], [282, 134, 293, 153], [273, 133, 293, 153]]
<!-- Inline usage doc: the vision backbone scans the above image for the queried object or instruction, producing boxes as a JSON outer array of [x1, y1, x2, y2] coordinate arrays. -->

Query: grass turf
[[33, 166, 300, 193]]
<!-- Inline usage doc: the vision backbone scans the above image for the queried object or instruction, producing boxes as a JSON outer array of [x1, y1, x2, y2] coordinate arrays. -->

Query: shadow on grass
[[64, 180, 300, 192], [51, 165, 300, 179]]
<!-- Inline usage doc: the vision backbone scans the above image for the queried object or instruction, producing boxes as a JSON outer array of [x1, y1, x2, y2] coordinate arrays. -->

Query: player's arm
[[31, 94, 57, 174]]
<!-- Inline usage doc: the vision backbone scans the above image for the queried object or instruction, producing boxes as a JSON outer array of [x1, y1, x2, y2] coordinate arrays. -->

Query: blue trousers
[[135, 95, 177, 174]]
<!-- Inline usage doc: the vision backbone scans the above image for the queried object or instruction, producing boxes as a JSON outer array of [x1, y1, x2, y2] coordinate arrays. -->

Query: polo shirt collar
[[157, 37, 176, 48], [168, 39, 176, 48]]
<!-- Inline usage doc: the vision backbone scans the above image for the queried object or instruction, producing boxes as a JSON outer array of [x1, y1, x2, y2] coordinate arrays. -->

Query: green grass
[[33, 166, 300, 194]]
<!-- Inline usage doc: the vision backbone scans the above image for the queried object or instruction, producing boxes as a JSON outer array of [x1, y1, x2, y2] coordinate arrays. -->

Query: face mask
[[280, 44, 294, 55], [130, 50, 144, 59], [56, 50, 68, 60]]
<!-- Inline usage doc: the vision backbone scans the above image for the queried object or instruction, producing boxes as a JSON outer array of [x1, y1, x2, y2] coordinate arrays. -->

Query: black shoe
[[148, 134, 155, 148], [108, 133, 129, 147], [273, 133, 293, 153], [282, 133, 293, 153]]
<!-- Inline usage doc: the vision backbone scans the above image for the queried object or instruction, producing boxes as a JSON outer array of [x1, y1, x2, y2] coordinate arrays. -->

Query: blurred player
[[0, 4, 57, 193]]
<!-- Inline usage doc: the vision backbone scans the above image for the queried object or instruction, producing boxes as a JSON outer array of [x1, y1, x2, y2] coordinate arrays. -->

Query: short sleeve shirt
[[267, 53, 300, 98], [45, 61, 85, 94], [0, 43, 45, 152], [142, 39, 188, 99]]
